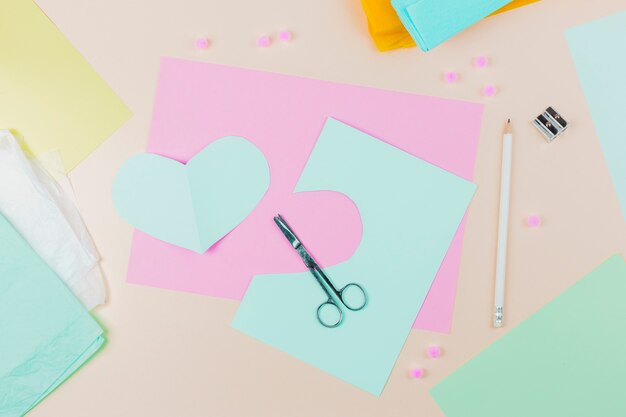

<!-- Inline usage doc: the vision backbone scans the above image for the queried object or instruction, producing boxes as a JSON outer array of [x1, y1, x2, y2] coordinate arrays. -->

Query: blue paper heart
[[113, 136, 269, 253]]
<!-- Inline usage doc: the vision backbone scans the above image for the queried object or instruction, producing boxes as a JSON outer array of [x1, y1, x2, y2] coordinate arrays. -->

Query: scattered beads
[[278, 30, 293, 42], [195, 37, 210, 50], [444, 71, 460, 84], [257, 35, 272, 48], [473, 55, 489, 68], [482, 84, 497, 97], [526, 215, 542, 228], [410, 367, 425, 379], [427, 345, 442, 358]]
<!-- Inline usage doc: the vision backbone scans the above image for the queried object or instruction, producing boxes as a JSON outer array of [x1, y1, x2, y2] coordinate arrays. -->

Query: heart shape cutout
[[113, 136, 269, 253]]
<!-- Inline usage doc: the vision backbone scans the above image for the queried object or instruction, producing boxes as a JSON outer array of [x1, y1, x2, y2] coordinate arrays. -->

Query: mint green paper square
[[232, 118, 476, 395], [567, 11, 626, 222], [431, 255, 626, 417]]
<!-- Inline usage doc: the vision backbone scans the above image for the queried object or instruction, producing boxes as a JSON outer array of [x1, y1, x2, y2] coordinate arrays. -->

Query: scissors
[[274, 214, 367, 328]]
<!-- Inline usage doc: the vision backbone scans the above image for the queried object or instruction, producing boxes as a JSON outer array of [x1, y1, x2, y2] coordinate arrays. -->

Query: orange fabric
[[491, 0, 540, 15], [361, 0, 540, 52], [361, 0, 416, 51]]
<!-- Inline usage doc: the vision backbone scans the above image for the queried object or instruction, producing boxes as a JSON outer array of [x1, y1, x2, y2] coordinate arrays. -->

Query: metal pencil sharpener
[[532, 107, 568, 143]]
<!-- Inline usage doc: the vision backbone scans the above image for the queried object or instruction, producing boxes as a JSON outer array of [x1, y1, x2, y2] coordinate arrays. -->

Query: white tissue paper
[[0, 130, 105, 310]]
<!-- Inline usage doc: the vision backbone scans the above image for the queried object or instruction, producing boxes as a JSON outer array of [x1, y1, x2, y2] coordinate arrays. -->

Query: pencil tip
[[504, 119, 513, 134]]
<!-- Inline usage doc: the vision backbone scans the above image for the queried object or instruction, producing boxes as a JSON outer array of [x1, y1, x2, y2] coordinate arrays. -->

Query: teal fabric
[[0, 214, 105, 417], [232, 118, 476, 395], [392, 0, 513, 51], [566, 11, 626, 222]]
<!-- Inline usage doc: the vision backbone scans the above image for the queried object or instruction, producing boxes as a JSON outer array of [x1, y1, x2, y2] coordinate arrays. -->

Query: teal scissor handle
[[316, 282, 367, 328], [317, 299, 343, 328], [338, 282, 367, 311], [273, 214, 368, 329]]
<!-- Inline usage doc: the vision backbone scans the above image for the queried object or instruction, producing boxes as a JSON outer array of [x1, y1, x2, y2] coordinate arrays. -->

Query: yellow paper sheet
[[361, 0, 540, 52], [0, 0, 131, 171]]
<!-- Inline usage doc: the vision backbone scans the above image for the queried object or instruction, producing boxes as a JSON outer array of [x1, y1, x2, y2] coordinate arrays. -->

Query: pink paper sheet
[[127, 57, 483, 332]]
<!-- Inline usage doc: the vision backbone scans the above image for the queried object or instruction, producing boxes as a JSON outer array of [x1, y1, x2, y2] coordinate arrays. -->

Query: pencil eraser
[[526, 215, 542, 228], [278, 30, 293, 42], [427, 345, 442, 358], [410, 367, 425, 379], [444, 71, 459, 83], [473, 55, 489, 68], [257, 35, 272, 48], [195, 37, 210, 50], [482, 84, 497, 97]]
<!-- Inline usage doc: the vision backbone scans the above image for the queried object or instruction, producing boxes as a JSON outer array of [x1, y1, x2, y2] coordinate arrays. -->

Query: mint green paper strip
[[566, 11, 626, 222], [431, 255, 626, 417], [0, 214, 104, 416], [233, 118, 476, 395], [392, 0, 512, 51]]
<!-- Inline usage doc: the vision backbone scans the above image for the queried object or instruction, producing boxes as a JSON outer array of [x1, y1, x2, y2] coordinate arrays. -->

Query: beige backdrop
[[29, 0, 626, 416]]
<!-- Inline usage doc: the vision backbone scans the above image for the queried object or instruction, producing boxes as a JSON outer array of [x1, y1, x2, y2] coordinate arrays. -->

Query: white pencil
[[494, 119, 513, 328]]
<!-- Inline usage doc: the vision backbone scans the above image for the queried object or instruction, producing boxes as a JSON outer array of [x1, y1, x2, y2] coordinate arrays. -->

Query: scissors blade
[[274, 214, 302, 249], [273, 214, 316, 268]]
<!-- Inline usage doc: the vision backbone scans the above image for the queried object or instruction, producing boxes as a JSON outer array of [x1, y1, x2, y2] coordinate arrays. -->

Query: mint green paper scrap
[[0, 213, 105, 417], [431, 255, 626, 417], [566, 11, 626, 222], [392, 0, 512, 51], [232, 118, 476, 395], [113, 136, 269, 254]]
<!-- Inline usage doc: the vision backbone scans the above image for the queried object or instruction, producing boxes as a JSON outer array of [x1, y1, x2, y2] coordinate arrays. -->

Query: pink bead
[[427, 345, 442, 358], [473, 55, 489, 68], [195, 37, 210, 50], [257, 35, 272, 48], [278, 30, 293, 42], [482, 84, 497, 97], [410, 367, 425, 379], [526, 215, 542, 228], [444, 71, 459, 83]]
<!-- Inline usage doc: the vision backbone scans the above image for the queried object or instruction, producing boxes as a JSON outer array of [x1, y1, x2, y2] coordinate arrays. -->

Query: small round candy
[[195, 37, 210, 50], [526, 215, 542, 228], [410, 367, 425, 379], [482, 84, 497, 97], [473, 55, 489, 68], [257, 35, 272, 48], [278, 30, 293, 42], [427, 345, 442, 358], [444, 71, 460, 83]]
